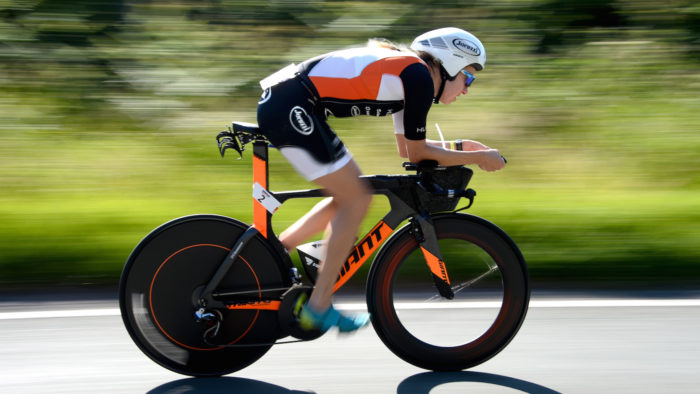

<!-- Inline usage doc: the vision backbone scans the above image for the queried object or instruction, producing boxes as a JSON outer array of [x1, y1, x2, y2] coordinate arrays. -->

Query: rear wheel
[[367, 213, 529, 371], [119, 215, 289, 376]]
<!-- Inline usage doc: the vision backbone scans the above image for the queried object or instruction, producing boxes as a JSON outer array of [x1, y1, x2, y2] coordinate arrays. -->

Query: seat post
[[252, 138, 272, 238]]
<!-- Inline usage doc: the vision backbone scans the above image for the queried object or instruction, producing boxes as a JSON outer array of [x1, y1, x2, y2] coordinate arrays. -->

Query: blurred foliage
[[1, 0, 699, 288]]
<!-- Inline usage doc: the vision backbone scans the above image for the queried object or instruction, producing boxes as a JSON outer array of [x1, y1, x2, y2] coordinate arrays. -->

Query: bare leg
[[279, 197, 336, 252], [307, 160, 371, 311]]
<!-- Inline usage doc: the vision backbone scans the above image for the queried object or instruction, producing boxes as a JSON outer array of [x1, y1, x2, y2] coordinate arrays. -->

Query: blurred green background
[[1, 0, 698, 289]]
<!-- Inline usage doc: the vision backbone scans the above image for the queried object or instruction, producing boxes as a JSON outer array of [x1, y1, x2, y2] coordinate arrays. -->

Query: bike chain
[[200, 316, 310, 348], [198, 285, 321, 348]]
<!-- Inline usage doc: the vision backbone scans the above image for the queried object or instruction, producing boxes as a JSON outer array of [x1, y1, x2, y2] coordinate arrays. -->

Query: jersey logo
[[453, 38, 481, 56], [289, 106, 314, 135]]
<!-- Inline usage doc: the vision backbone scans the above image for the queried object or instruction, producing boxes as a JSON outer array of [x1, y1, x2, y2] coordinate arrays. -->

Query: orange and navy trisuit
[[257, 46, 434, 181]]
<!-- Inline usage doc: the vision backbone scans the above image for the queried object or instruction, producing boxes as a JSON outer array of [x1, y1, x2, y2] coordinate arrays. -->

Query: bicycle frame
[[202, 126, 476, 311]]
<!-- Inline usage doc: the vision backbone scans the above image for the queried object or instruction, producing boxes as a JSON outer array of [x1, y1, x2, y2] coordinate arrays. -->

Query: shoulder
[[399, 61, 433, 94], [329, 46, 425, 66]]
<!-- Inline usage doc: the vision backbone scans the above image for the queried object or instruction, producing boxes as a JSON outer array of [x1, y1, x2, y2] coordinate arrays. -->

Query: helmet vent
[[428, 37, 448, 49]]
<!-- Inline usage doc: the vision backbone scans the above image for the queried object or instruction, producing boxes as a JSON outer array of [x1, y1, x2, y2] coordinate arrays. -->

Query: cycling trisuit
[[257, 46, 434, 180]]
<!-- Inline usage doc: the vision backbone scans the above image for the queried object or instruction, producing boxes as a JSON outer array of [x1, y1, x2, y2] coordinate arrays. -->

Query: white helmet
[[410, 27, 486, 77]]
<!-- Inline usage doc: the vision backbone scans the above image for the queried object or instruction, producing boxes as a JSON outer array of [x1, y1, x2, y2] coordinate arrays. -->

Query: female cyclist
[[256, 27, 506, 333]]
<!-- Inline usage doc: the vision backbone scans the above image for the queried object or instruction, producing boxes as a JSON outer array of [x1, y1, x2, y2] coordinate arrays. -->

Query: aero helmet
[[410, 27, 486, 77]]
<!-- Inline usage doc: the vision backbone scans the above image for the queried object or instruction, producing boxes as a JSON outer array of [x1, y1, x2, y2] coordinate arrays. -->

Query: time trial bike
[[119, 121, 530, 376]]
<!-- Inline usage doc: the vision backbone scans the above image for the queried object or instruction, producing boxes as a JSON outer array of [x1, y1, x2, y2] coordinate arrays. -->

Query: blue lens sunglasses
[[461, 70, 476, 87]]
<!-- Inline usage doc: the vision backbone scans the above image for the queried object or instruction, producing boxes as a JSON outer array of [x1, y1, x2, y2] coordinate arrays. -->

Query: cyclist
[[256, 27, 506, 333]]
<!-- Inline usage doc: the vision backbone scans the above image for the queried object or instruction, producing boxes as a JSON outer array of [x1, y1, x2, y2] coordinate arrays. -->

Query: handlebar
[[403, 160, 476, 208], [417, 179, 476, 198], [216, 122, 266, 159], [403, 155, 507, 172]]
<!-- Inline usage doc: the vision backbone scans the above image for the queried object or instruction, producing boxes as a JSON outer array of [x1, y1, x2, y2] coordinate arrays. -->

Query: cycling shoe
[[299, 303, 370, 333]]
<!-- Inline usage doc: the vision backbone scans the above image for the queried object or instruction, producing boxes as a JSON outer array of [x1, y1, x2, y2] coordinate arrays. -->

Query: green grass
[[1, 0, 699, 288]]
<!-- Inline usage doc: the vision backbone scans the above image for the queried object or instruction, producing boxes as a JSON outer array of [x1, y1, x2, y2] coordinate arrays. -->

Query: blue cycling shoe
[[299, 302, 370, 333]]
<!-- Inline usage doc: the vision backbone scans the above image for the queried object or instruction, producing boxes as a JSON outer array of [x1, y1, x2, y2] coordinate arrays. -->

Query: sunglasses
[[460, 70, 476, 87]]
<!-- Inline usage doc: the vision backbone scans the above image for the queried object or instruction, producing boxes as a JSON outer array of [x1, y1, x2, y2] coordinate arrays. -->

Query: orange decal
[[226, 300, 281, 311], [420, 247, 450, 285], [253, 155, 268, 238], [310, 56, 428, 101], [333, 221, 394, 292], [149, 244, 263, 350]]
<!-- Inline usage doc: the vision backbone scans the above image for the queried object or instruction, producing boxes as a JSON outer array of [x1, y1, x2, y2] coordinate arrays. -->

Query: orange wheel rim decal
[[149, 244, 262, 351]]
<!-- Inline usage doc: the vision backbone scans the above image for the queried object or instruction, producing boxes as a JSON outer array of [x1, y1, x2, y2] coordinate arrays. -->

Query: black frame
[[204, 122, 478, 309]]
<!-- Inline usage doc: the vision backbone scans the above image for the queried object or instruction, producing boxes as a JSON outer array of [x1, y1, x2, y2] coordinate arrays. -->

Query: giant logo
[[289, 106, 314, 135], [340, 222, 390, 277], [452, 38, 481, 56]]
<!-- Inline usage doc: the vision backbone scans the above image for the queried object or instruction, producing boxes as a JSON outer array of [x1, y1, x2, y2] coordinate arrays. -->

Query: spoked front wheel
[[367, 213, 529, 371]]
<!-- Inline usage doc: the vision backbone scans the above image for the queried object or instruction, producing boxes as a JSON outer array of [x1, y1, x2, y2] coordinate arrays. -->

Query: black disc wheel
[[367, 213, 529, 371], [119, 215, 290, 376]]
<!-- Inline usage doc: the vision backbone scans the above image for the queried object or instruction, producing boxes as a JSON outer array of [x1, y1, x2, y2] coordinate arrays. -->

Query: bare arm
[[424, 138, 491, 151], [394, 134, 506, 172]]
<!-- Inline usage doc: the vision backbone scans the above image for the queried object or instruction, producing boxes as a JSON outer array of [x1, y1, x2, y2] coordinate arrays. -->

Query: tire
[[119, 215, 290, 377], [366, 213, 529, 371]]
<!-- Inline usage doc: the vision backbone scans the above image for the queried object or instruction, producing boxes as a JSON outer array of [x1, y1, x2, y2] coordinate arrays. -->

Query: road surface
[[1, 290, 699, 393]]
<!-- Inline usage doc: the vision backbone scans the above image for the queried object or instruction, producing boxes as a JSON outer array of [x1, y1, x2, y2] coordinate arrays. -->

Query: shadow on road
[[147, 377, 314, 394], [397, 371, 561, 394]]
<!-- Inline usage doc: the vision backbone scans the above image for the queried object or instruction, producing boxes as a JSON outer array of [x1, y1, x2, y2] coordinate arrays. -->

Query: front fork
[[410, 215, 454, 300]]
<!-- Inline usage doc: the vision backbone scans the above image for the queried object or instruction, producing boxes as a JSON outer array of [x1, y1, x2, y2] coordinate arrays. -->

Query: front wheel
[[366, 213, 529, 371]]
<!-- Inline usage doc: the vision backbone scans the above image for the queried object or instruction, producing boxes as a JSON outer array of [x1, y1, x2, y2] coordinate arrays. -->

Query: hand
[[478, 149, 506, 171], [459, 139, 490, 151]]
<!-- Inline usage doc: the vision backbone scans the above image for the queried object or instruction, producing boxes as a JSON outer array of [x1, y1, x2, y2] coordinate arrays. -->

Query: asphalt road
[[1, 290, 699, 393]]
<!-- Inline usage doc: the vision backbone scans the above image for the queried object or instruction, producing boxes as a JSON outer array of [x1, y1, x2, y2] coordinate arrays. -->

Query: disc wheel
[[367, 213, 529, 371], [119, 215, 290, 376]]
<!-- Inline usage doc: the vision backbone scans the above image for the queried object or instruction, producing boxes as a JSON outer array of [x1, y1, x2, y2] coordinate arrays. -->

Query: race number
[[252, 182, 281, 214]]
